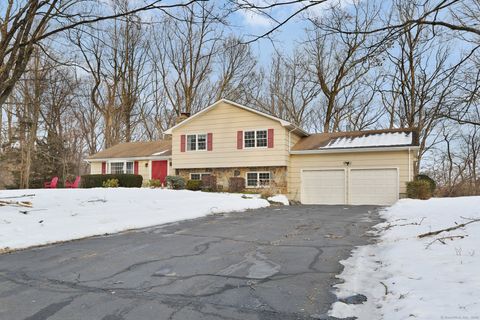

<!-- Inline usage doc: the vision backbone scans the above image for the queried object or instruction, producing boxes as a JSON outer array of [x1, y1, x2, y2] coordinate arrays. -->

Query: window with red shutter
[[101, 162, 106, 174], [180, 135, 186, 152], [207, 133, 213, 151], [268, 129, 274, 148], [237, 131, 243, 149], [134, 161, 139, 174]]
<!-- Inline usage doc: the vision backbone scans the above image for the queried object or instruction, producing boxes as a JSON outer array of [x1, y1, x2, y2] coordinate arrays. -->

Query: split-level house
[[87, 99, 419, 205]]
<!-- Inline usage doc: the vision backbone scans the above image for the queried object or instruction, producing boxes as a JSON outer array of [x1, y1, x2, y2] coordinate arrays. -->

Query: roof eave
[[85, 155, 172, 162], [164, 99, 309, 135], [290, 145, 420, 154], [286, 124, 309, 137]]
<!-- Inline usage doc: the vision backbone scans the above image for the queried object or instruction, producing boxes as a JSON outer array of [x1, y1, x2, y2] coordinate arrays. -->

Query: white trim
[[86, 155, 171, 162], [186, 133, 208, 152], [290, 146, 420, 155], [408, 148, 412, 181], [300, 168, 347, 205], [299, 167, 400, 205], [108, 160, 135, 174], [243, 129, 268, 149], [163, 99, 309, 136], [245, 171, 271, 188], [149, 160, 152, 180], [348, 167, 400, 204], [189, 172, 210, 180]]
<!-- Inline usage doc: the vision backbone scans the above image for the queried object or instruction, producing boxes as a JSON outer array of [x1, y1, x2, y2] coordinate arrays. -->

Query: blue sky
[[227, 1, 314, 65]]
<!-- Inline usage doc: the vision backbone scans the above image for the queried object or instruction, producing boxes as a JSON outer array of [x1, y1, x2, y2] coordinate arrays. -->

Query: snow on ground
[[330, 196, 480, 320], [0, 188, 269, 251], [267, 195, 290, 205]]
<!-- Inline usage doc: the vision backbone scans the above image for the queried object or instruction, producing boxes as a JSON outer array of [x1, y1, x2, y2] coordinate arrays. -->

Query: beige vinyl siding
[[137, 160, 150, 182], [172, 101, 290, 169], [288, 150, 413, 202], [288, 131, 302, 150], [89, 160, 152, 182], [90, 161, 102, 174]]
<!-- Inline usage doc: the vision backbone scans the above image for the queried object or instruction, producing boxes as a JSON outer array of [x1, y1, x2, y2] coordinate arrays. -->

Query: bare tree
[[304, 1, 383, 132], [73, 0, 149, 148], [0, 0, 203, 110], [255, 52, 318, 126], [213, 37, 258, 103], [381, 0, 461, 172], [149, 2, 224, 116], [429, 124, 480, 196]]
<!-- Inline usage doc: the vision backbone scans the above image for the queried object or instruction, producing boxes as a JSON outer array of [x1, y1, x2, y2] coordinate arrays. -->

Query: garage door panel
[[301, 170, 345, 205], [349, 169, 398, 205]]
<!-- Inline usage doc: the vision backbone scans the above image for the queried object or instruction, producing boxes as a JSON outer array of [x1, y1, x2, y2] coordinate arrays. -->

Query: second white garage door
[[349, 168, 398, 205], [301, 168, 398, 205]]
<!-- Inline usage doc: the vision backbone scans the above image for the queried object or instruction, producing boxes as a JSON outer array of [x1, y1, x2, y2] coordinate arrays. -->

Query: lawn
[[330, 196, 480, 319], [0, 188, 269, 252]]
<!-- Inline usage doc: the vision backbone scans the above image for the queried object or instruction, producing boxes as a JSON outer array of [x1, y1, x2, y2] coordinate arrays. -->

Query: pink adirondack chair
[[44, 177, 59, 189], [65, 176, 81, 188]]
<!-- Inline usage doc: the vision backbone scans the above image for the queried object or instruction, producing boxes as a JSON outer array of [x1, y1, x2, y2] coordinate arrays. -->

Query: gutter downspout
[[287, 128, 297, 200], [288, 128, 296, 153]]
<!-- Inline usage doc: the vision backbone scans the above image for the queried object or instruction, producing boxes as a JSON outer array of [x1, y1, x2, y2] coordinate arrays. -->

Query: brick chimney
[[176, 112, 191, 124]]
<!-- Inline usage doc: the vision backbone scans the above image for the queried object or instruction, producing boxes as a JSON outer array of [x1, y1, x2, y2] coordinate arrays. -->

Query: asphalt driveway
[[0, 205, 381, 320]]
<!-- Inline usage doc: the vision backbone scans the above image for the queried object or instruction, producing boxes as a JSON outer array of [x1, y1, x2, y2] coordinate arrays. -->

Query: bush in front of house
[[186, 179, 202, 191], [148, 179, 162, 188], [415, 174, 436, 194], [407, 180, 432, 200], [166, 175, 185, 190], [81, 174, 143, 188], [228, 177, 245, 192], [102, 178, 119, 188], [201, 175, 217, 191]]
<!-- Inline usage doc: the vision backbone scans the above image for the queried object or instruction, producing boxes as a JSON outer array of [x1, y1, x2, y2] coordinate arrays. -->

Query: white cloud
[[238, 9, 273, 27]]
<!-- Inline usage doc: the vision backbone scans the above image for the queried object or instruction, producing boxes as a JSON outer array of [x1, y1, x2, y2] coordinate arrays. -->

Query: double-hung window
[[187, 134, 207, 151], [244, 130, 267, 148], [246, 172, 271, 188], [190, 173, 210, 181], [109, 161, 134, 174]]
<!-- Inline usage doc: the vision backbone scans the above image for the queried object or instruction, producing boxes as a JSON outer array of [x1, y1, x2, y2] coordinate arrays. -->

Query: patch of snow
[[267, 195, 289, 205], [323, 132, 412, 149], [0, 188, 269, 251], [151, 150, 168, 156], [329, 196, 480, 319]]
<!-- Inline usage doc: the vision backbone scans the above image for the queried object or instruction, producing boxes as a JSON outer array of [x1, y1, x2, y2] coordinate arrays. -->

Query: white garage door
[[349, 168, 398, 205], [301, 169, 346, 205]]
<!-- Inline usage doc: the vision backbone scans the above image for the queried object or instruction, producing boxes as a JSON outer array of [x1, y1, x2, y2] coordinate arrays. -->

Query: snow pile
[[323, 132, 412, 149], [267, 195, 290, 205], [0, 188, 269, 251], [330, 196, 480, 320]]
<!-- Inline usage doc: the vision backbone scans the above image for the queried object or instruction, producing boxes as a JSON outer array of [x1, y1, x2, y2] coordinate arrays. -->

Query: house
[[87, 140, 172, 183], [86, 99, 419, 205]]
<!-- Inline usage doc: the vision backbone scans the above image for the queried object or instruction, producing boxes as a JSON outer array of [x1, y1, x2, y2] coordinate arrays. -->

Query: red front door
[[151, 160, 168, 183]]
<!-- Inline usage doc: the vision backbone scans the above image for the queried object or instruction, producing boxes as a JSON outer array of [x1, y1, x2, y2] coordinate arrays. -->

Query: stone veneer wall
[[176, 166, 287, 193]]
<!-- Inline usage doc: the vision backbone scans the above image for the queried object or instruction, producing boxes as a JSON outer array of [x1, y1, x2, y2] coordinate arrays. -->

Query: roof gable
[[87, 140, 172, 160], [164, 99, 308, 136]]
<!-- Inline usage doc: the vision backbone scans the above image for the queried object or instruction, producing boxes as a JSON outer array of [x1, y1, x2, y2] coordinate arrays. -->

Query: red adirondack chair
[[44, 177, 59, 189], [65, 176, 81, 188]]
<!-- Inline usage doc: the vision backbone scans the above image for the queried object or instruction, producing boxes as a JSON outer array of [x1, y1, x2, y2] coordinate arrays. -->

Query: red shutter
[[101, 162, 106, 174], [180, 134, 186, 152], [237, 131, 243, 149], [134, 161, 139, 175], [268, 128, 274, 148], [207, 133, 213, 151]]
